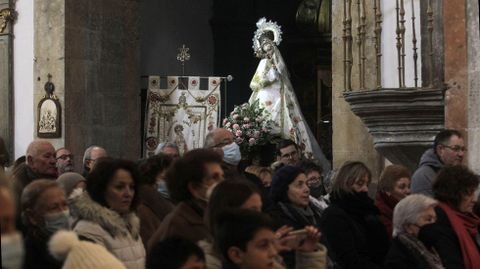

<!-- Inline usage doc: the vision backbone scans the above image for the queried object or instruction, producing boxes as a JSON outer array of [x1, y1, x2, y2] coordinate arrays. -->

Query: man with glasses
[[82, 145, 107, 177], [55, 147, 74, 175], [411, 129, 465, 196], [276, 139, 301, 167]]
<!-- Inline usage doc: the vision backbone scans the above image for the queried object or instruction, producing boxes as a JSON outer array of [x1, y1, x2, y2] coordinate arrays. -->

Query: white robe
[[248, 47, 331, 171]]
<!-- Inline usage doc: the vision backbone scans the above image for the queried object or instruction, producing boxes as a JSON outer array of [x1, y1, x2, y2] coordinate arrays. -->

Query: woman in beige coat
[[70, 158, 145, 269]]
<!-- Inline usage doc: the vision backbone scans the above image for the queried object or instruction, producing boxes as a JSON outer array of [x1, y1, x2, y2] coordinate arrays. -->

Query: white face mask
[[1, 232, 24, 269], [222, 142, 241, 165]]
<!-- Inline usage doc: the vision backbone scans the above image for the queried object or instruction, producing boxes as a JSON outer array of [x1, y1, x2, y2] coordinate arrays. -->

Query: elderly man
[[55, 147, 74, 175], [81, 145, 107, 177], [411, 129, 465, 196], [204, 128, 241, 177], [154, 142, 180, 158]]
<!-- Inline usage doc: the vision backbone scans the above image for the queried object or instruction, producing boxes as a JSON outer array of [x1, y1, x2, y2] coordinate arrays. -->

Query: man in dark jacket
[[411, 129, 465, 196]]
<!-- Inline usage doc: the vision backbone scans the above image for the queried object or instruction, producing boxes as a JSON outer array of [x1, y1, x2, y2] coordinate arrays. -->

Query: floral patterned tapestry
[[144, 76, 221, 157]]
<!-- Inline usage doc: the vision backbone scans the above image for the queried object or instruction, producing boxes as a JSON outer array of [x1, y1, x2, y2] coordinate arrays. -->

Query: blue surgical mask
[[222, 142, 241, 165], [44, 210, 70, 233], [157, 181, 170, 199], [1, 232, 24, 269]]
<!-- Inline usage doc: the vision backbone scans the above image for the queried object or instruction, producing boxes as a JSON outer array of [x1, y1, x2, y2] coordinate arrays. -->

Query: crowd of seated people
[[1, 128, 479, 269]]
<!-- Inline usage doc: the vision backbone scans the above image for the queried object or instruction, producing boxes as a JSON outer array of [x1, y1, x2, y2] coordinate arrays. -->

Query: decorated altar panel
[[144, 76, 222, 157]]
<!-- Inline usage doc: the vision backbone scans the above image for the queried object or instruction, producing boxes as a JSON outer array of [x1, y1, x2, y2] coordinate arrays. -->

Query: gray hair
[[26, 139, 53, 165], [154, 142, 179, 155], [392, 194, 437, 237], [21, 179, 62, 225], [82, 145, 105, 167]]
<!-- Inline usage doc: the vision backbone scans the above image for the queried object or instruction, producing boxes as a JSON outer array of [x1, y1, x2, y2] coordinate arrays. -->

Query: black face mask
[[417, 223, 437, 248], [309, 186, 325, 198]]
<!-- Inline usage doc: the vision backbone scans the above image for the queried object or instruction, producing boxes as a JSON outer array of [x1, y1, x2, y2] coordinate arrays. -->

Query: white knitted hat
[[49, 230, 126, 269]]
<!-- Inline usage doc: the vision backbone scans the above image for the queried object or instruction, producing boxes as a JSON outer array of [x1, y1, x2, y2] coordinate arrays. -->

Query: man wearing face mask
[[204, 128, 242, 178], [21, 180, 70, 269], [1, 173, 24, 269]]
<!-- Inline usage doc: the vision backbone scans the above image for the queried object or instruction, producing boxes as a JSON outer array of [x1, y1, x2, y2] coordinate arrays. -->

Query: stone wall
[[331, 0, 384, 182], [64, 0, 140, 168]]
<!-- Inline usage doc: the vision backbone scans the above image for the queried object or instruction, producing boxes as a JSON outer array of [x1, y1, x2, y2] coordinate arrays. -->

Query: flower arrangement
[[222, 99, 276, 156]]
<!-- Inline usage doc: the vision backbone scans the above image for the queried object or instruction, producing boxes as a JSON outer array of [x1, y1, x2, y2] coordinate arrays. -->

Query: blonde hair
[[331, 161, 371, 197]]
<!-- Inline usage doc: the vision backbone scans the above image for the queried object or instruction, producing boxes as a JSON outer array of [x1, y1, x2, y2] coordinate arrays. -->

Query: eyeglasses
[[307, 176, 323, 187], [56, 154, 73, 160], [441, 144, 467, 153], [281, 151, 298, 160]]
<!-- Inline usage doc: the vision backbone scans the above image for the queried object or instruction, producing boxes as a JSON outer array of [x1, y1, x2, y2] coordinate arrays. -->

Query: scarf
[[438, 202, 480, 269], [374, 191, 399, 238], [278, 202, 321, 228], [397, 233, 444, 269]]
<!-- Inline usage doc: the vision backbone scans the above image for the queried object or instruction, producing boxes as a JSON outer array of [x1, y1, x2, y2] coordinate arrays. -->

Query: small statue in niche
[[37, 74, 61, 138]]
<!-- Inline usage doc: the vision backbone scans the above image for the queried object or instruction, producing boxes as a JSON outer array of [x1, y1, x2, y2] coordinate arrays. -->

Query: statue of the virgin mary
[[249, 18, 330, 172]]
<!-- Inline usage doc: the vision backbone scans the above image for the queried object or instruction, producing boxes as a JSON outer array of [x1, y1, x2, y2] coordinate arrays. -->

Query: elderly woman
[[69, 158, 145, 269], [148, 149, 224, 250], [375, 165, 411, 237], [320, 161, 389, 269], [420, 166, 480, 269], [385, 194, 444, 268], [21, 180, 70, 269]]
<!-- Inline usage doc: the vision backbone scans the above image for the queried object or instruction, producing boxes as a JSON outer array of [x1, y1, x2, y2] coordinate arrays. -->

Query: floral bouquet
[[222, 99, 276, 157]]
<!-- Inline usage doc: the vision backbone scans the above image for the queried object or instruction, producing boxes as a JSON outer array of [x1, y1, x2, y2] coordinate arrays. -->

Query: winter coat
[[136, 184, 174, 248], [147, 200, 210, 252], [419, 206, 480, 269], [69, 190, 146, 269], [266, 201, 323, 269], [384, 236, 433, 269], [199, 239, 327, 269], [23, 229, 62, 269], [411, 149, 443, 196], [320, 192, 389, 269]]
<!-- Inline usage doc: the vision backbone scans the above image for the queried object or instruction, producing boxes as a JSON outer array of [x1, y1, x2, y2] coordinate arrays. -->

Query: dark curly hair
[[166, 149, 222, 202], [433, 165, 479, 209], [138, 154, 173, 185], [86, 157, 141, 211]]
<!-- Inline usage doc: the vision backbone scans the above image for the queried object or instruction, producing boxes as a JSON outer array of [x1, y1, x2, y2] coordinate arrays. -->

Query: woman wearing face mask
[[319, 161, 389, 269], [375, 165, 412, 238], [69, 158, 145, 269], [136, 154, 174, 248], [21, 179, 70, 269], [1, 173, 24, 269], [148, 149, 224, 251], [420, 166, 480, 269], [385, 194, 444, 269]]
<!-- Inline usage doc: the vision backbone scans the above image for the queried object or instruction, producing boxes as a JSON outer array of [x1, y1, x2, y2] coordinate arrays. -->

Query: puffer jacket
[[69, 190, 146, 269]]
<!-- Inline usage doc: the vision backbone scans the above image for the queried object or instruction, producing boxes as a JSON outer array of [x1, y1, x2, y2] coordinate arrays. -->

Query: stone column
[[331, 0, 383, 181], [0, 0, 15, 163], [33, 0, 141, 169], [443, 0, 480, 171], [466, 0, 480, 172]]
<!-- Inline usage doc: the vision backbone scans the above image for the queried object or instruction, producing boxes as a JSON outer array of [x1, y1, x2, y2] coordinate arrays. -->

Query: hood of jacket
[[418, 148, 443, 169], [69, 189, 140, 239]]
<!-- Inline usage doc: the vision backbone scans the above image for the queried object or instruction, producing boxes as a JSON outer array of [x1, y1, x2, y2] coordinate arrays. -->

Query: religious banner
[[144, 76, 222, 157]]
